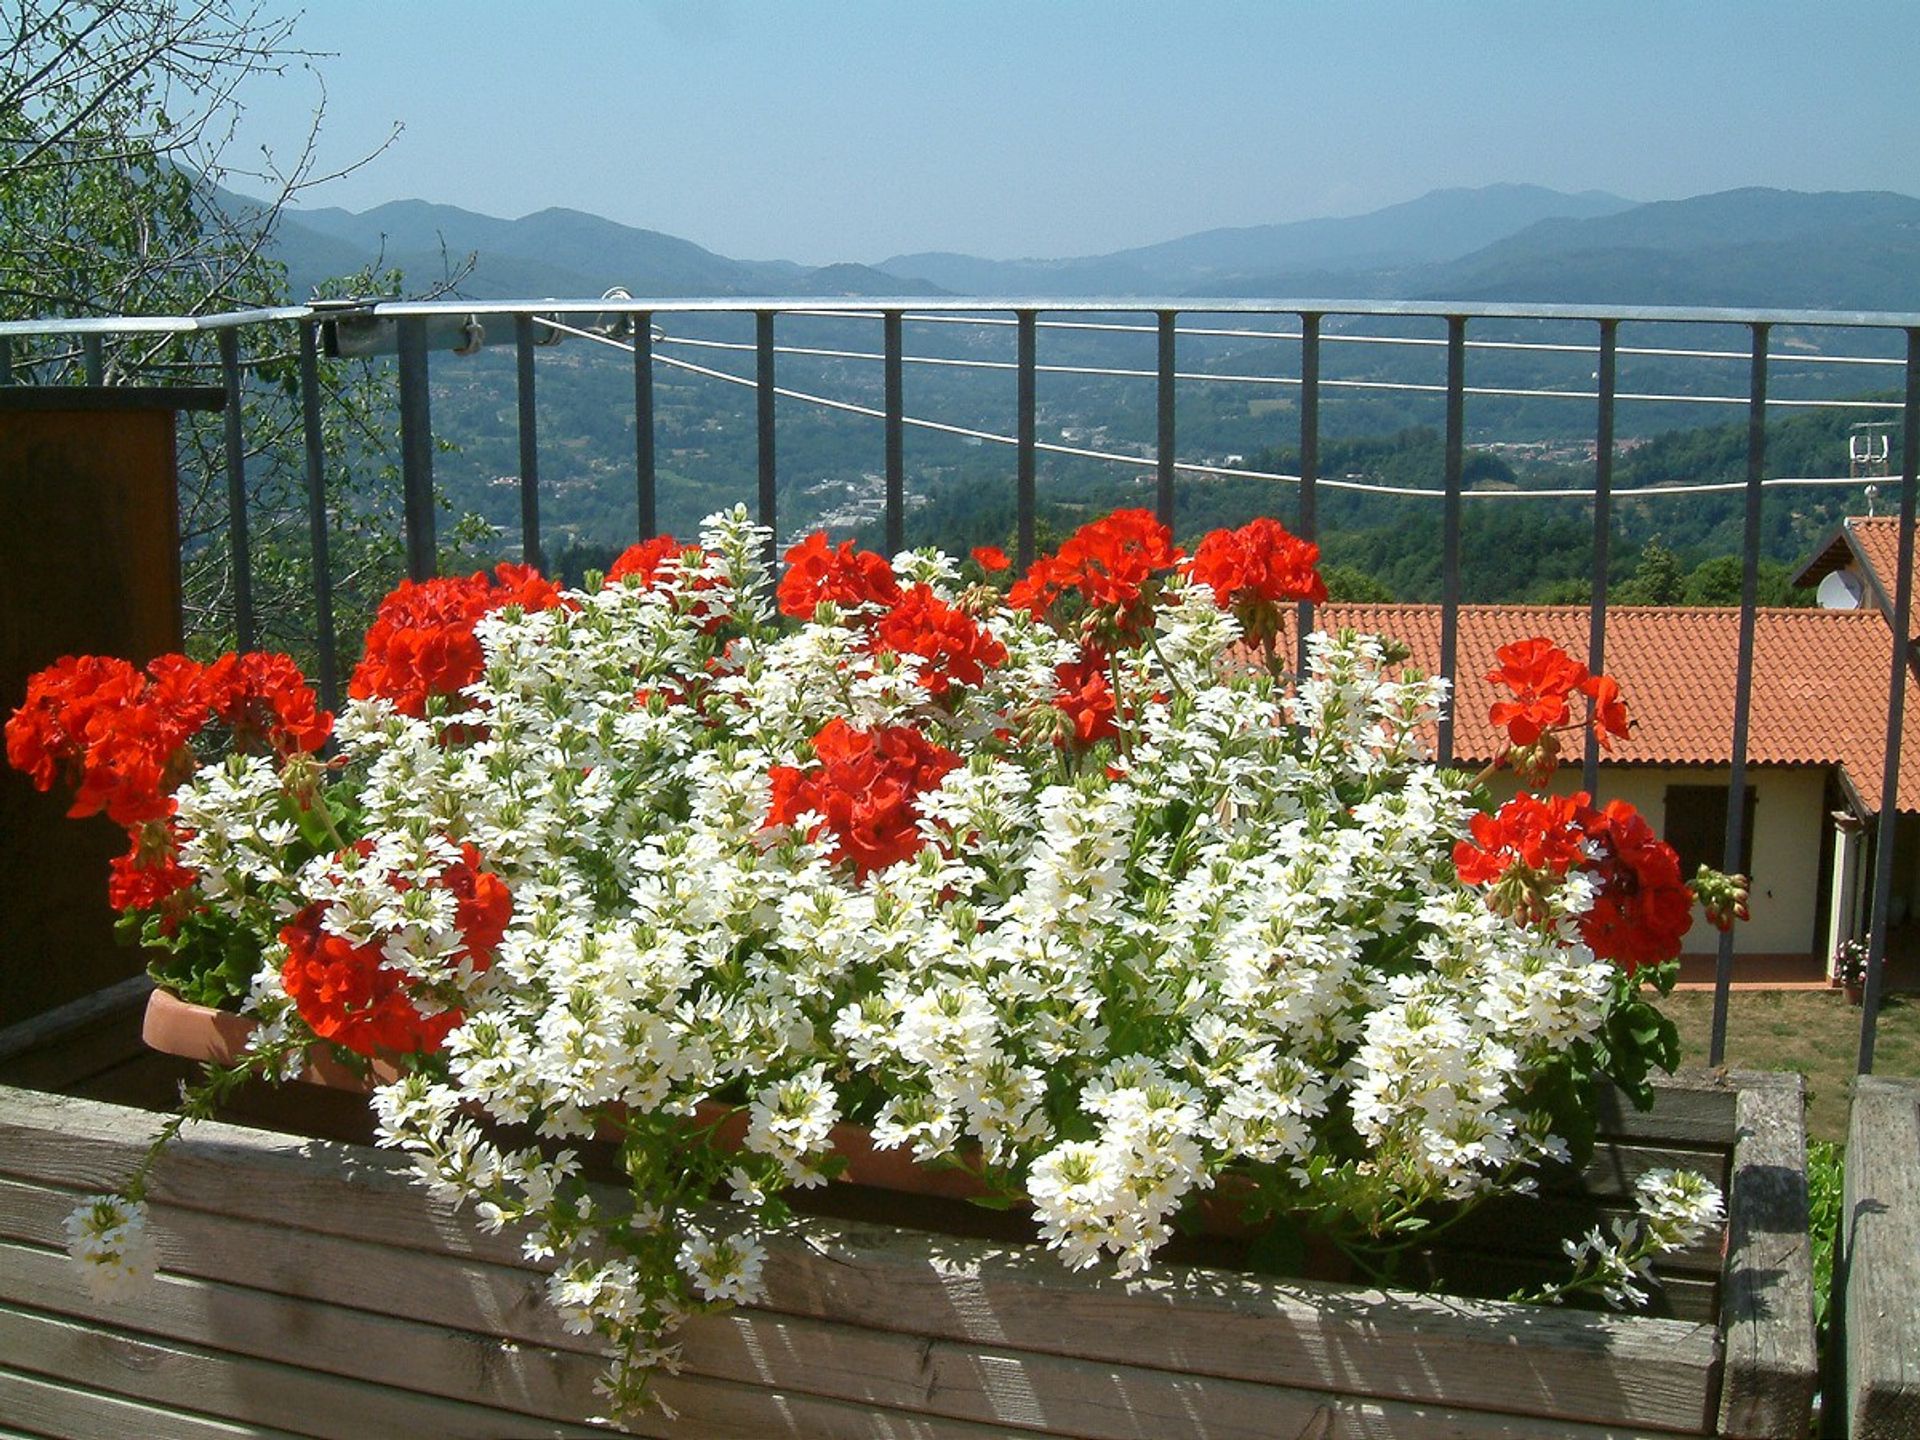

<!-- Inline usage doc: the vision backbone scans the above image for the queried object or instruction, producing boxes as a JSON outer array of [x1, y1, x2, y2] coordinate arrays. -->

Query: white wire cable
[[530, 315, 1882, 503], [650, 331, 1898, 410], [785, 307, 1905, 368]]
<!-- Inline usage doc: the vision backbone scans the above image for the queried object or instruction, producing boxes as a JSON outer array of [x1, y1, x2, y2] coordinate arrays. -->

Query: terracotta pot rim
[[142, 986, 390, 1092]]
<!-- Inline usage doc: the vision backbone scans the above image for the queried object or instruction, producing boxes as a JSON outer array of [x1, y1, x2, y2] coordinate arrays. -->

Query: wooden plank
[[0, 1087, 526, 1266], [1436, 1192, 1723, 1275], [677, 1307, 1680, 1440], [0, 1177, 589, 1358], [0, 1088, 1722, 1433], [636, 1375, 1072, 1440], [0, 1365, 315, 1440], [1571, 1141, 1731, 1201], [0, 1003, 154, 1094], [0, 1234, 1019, 1440], [0, 976, 151, 1064], [1834, 1076, 1920, 1439], [64, 1049, 203, 1110], [743, 1213, 1717, 1433], [0, 1188, 1684, 1440], [0, 1300, 617, 1440], [0, 386, 226, 413], [0, 1234, 608, 1432], [1714, 1070, 1817, 1439], [1594, 1075, 1739, 1146], [1402, 1246, 1718, 1323]]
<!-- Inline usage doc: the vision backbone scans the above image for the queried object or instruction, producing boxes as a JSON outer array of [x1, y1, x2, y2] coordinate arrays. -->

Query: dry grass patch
[[1656, 989, 1920, 1143]]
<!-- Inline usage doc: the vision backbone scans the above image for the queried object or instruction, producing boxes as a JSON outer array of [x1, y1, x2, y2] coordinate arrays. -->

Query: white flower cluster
[[64, 1194, 157, 1301], [1556, 1167, 1727, 1309], [157, 507, 1719, 1404]]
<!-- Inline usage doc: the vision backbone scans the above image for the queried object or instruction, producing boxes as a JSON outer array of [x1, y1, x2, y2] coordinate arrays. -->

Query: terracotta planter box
[[28, 988, 1811, 1437]]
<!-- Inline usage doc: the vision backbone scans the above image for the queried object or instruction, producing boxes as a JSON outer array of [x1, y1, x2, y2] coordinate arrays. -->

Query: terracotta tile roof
[[1845, 516, 1907, 606], [1315, 602, 1920, 813]]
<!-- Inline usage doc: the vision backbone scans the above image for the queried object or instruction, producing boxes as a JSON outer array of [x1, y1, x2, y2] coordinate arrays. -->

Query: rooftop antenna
[[1851, 421, 1893, 480]]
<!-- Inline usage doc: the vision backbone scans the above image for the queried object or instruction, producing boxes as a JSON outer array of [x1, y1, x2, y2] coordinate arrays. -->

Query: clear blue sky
[[237, 1, 1920, 265]]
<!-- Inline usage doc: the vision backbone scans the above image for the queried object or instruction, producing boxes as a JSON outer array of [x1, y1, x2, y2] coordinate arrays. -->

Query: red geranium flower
[[777, 533, 902, 619], [1485, 638, 1632, 783], [607, 534, 689, 589], [278, 842, 510, 1058], [1577, 800, 1693, 974], [870, 585, 1008, 696], [765, 717, 959, 877], [1582, 673, 1631, 751], [1487, 637, 1588, 748], [971, 546, 1011, 573], [107, 821, 198, 926], [1008, 509, 1181, 641], [1052, 648, 1120, 747], [7, 650, 331, 827], [1186, 517, 1327, 649], [1452, 791, 1590, 889], [204, 651, 334, 756], [350, 564, 568, 718], [1456, 789, 1694, 974]]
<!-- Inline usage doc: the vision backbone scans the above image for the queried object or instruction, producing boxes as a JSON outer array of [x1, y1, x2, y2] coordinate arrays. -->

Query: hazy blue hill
[[876, 184, 1634, 294], [292, 198, 524, 255], [1119, 183, 1634, 277], [1423, 229, 1920, 311], [867, 251, 1164, 296], [1422, 189, 1920, 309], [280, 200, 943, 299], [791, 262, 948, 297], [1459, 187, 1920, 262]]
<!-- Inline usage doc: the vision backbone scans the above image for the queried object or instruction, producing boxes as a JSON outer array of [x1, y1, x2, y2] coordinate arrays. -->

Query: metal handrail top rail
[[5, 297, 1920, 336], [368, 296, 1920, 330]]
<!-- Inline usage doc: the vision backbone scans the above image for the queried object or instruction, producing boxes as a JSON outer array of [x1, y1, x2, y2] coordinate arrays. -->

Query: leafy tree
[[0, 1, 480, 665], [1612, 538, 1686, 606], [1322, 564, 1394, 602], [1678, 555, 1807, 608]]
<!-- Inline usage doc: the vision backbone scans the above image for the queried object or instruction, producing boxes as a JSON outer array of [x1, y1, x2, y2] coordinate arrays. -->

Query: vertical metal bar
[[1295, 313, 1320, 675], [514, 314, 542, 570], [1860, 326, 1920, 1074], [218, 327, 254, 651], [1583, 320, 1618, 797], [1436, 316, 1466, 765], [1710, 324, 1769, 1067], [1017, 310, 1037, 569], [296, 324, 338, 713], [0, 336, 13, 385], [81, 332, 103, 386], [1156, 311, 1177, 529], [885, 310, 905, 554], [757, 310, 777, 565], [634, 311, 656, 539], [396, 315, 437, 583]]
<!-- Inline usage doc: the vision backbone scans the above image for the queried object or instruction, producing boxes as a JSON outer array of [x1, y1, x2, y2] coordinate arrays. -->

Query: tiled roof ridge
[[1320, 601, 1883, 621]]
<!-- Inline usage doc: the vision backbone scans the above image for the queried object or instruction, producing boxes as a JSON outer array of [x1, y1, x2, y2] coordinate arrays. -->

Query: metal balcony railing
[[2, 295, 1918, 1073]]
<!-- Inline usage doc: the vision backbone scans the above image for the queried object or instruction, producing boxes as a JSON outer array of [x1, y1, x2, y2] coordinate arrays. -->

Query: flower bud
[[1694, 866, 1751, 932]]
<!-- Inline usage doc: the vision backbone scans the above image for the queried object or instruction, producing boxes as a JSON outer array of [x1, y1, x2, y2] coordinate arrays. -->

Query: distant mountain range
[[268, 183, 1920, 314], [272, 199, 942, 300], [873, 183, 1635, 294]]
